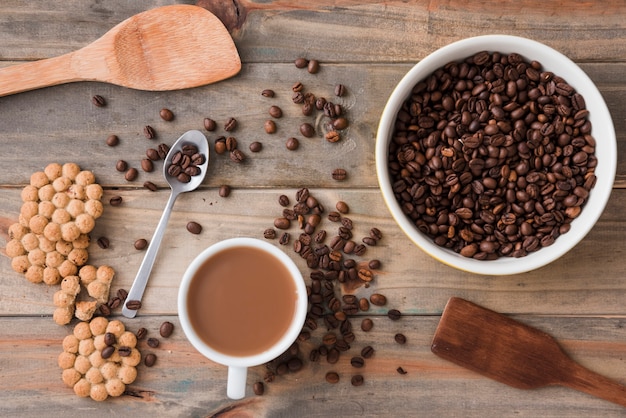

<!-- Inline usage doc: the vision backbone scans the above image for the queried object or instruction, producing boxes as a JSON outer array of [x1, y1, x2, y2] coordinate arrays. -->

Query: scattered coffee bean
[[108, 297, 121, 310], [325, 371, 340, 384], [332, 168, 347, 181], [141, 159, 153, 173], [125, 300, 142, 310], [143, 181, 158, 192], [279, 232, 290, 245], [269, 105, 283, 118], [307, 59, 320, 74], [143, 125, 156, 139], [334, 84, 346, 97], [118, 346, 132, 357], [159, 321, 174, 338], [115, 160, 128, 172], [394, 333, 407, 345], [101, 346, 115, 359], [327, 348, 340, 364], [117, 288, 128, 301], [96, 237, 110, 249], [230, 149, 245, 163], [203, 117, 217, 131], [99, 303, 111, 316], [249, 141, 263, 152], [219, 185, 231, 197], [294, 57, 309, 68], [147, 337, 160, 348], [265, 120, 277, 134], [350, 356, 365, 368], [159, 108, 174, 121], [104, 332, 117, 347], [370, 293, 387, 306], [359, 297, 370, 311], [261, 89, 275, 98], [106, 134, 119, 147], [335, 201, 349, 214], [109, 195, 123, 206], [253, 381, 265, 396], [264, 228, 276, 239], [91, 95, 106, 107], [186, 221, 202, 235], [369, 259, 381, 270], [136, 327, 148, 340], [300, 123, 315, 138], [397, 366, 407, 375], [224, 117, 237, 132], [125, 168, 138, 181], [286, 137, 299, 150], [361, 318, 373, 332], [144, 353, 157, 367], [134, 238, 148, 250], [332, 117, 349, 130], [146, 148, 160, 161], [361, 346, 375, 359], [279, 195, 290, 207], [387, 309, 401, 320], [351, 375, 364, 386]]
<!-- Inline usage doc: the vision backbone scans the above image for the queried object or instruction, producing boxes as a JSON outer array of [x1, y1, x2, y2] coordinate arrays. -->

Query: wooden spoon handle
[[561, 360, 626, 407], [0, 53, 80, 97]]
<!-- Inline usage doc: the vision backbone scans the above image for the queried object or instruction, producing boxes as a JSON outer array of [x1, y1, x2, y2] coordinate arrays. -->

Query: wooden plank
[[0, 315, 625, 417]]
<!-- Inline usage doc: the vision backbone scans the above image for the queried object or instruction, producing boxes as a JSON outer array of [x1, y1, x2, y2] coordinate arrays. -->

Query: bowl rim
[[375, 34, 617, 275]]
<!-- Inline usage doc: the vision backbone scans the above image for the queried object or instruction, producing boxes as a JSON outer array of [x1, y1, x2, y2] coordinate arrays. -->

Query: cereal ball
[[5, 239, 25, 258], [88, 350, 105, 369], [66, 200, 85, 219], [89, 316, 109, 336], [62, 368, 82, 388], [22, 232, 40, 251], [87, 281, 110, 304], [68, 248, 89, 266], [75, 300, 98, 321], [30, 171, 49, 188], [21, 185, 39, 202], [61, 222, 81, 243], [73, 378, 91, 398], [58, 351, 76, 370], [85, 367, 103, 384], [66, 184, 85, 200], [25, 265, 44, 283], [20, 201, 39, 223], [56, 240, 73, 256], [53, 306, 74, 325], [72, 234, 90, 249], [105, 378, 126, 397], [93, 334, 107, 351], [73, 321, 92, 340], [97, 266, 115, 283], [46, 250, 64, 268], [75, 213, 95, 234], [63, 334, 80, 353], [118, 332, 137, 348], [58, 259, 78, 278], [51, 208, 71, 225], [38, 200, 56, 218], [121, 348, 141, 367], [76, 170, 95, 186], [11, 255, 30, 274], [62, 163, 81, 180], [29, 214, 49, 235], [8, 223, 29, 240], [53, 289, 75, 308], [74, 355, 92, 374], [53, 176, 72, 193], [61, 276, 81, 295], [52, 192, 70, 209], [90, 383, 108, 401], [43, 267, 62, 285], [79, 265, 97, 285], [84, 199, 103, 219], [38, 235, 56, 253], [38, 184, 56, 202], [45, 163, 63, 181], [85, 184, 103, 201], [79, 338, 96, 356], [100, 362, 119, 380], [106, 320, 125, 338], [27, 248, 46, 266], [118, 364, 137, 385]]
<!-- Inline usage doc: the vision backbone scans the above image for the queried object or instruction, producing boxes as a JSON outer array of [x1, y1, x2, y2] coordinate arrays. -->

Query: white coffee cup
[[177, 237, 307, 399]]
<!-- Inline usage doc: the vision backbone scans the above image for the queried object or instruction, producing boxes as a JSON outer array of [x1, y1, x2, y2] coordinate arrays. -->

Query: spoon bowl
[[122, 130, 209, 318]]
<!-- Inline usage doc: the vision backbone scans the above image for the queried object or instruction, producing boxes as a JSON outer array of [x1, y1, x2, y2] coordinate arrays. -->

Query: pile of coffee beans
[[166, 143, 206, 184], [388, 51, 597, 259]]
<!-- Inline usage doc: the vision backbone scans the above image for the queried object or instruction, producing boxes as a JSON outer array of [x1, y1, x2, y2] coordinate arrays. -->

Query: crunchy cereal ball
[[38, 235, 56, 253], [53, 306, 74, 325], [88, 350, 106, 369], [11, 255, 30, 274], [8, 223, 29, 240], [58, 260, 78, 278], [63, 334, 80, 353], [93, 334, 107, 351], [51, 208, 71, 225], [89, 316, 109, 335], [58, 351, 76, 370], [56, 240, 73, 256], [29, 214, 49, 235], [74, 356, 92, 375], [61, 275, 81, 295], [118, 331, 137, 348], [45, 163, 63, 181], [79, 338, 96, 356], [43, 267, 62, 285], [85, 367, 103, 384], [5, 239, 25, 258], [79, 265, 97, 285], [38, 184, 56, 202], [46, 251, 64, 268], [25, 265, 44, 283], [100, 362, 119, 380], [75, 213, 95, 234], [97, 266, 115, 283], [73, 378, 91, 397], [74, 322, 92, 340], [52, 192, 70, 209], [68, 248, 89, 266], [53, 288, 77, 307], [53, 176, 72, 193], [75, 300, 97, 321], [27, 248, 46, 266], [30, 171, 49, 188], [38, 200, 56, 218], [87, 281, 110, 304], [72, 234, 90, 249], [106, 320, 125, 338], [62, 163, 81, 180], [84, 199, 104, 219], [118, 364, 137, 385], [90, 382, 108, 401], [21, 232, 40, 252], [65, 200, 85, 219], [85, 184, 103, 201], [66, 184, 85, 200], [105, 378, 125, 397], [76, 170, 96, 186], [61, 222, 81, 243], [121, 348, 141, 367], [21, 185, 39, 202], [62, 368, 82, 388], [20, 201, 39, 223]]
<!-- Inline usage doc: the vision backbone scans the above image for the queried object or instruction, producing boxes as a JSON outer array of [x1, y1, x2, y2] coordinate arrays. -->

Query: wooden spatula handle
[[561, 360, 626, 407], [0, 53, 79, 97]]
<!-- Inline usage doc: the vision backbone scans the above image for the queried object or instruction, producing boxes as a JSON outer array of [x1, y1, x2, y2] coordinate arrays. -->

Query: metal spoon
[[122, 130, 209, 318]]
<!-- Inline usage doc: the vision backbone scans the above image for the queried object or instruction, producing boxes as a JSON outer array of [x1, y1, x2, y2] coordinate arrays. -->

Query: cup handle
[[227, 366, 248, 399]]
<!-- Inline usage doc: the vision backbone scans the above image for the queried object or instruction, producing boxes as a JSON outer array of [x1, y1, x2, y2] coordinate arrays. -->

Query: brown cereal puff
[[25, 265, 44, 284], [88, 350, 106, 369], [63, 334, 80, 353], [5, 239, 25, 258], [45, 163, 63, 181], [79, 338, 96, 356], [121, 348, 141, 367], [97, 265, 115, 283], [53, 176, 72, 193], [21, 232, 39, 252], [105, 378, 125, 397], [45, 251, 64, 269], [72, 234, 91, 249], [118, 364, 137, 385], [43, 267, 62, 285], [93, 334, 107, 351], [100, 362, 118, 380], [84, 199, 104, 219], [90, 382, 108, 401], [61, 275, 81, 295], [56, 240, 73, 256], [68, 248, 89, 267], [62, 368, 82, 388], [29, 214, 49, 235], [73, 378, 91, 398], [38, 184, 56, 202], [76, 170, 96, 186], [118, 331, 137, 348], [62, 163, 81, 180], [74, 356, 92, 375], [75, 300, 98, 322], [66, 184, 85, 200], [65, 200, 85, 219], [89, 316, 109, 336], [75, 213, 95, 234], [52, 192, 70, 209], [58, 351, 76, 370], [79, 265, 97, 285], [8, 223, 29, 240], [20, 201, 39, 223], [85, 183, 103, 201], [30, 171, 49, 188], [87, 281, 110, 304], [21, 185, 39, 202], [53, 289, 75, 308], [51, 208, 71, 225], [11, 255, 30, 274], [58, 260, 78, 278], [105, 320, 125, 338], [61, 222, 81, 243], [39, 200, 56, 218], [73, 322, 92, 340], [53, 306, 75, 325], [85, 367, 103, 385], [27, 248, 46, 267], [38, 235, 56, 253]]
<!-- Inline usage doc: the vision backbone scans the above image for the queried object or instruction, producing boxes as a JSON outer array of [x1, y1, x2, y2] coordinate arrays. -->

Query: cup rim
[[375, 34, 617, 275], [177, 237, 307, 367]]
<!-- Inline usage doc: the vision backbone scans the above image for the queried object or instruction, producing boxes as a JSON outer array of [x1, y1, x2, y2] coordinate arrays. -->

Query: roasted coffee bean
[[115, 159, 128, 172], [274, 217, 291, 230], [99, 303, 111, 316], [361, 345, 375, 359], [394, 333, 407, 345], [264, 228, 276, 239], [332, 168, 347, 181], [370, 293, 387, 306], [359, 298, 370, 311], [279, 232, 291, 245], [147, 337, 160, 348], [134, 238, 148, 250], [224, 117, 237, 132], [117, 288, 128, 301], [143, 181, 157, 192], [144, 353, 157, 367], [397, 366, 408, 375], [108, 297, 121, 310], [261, 89, 275, 98], [294, 57, 309, 68], [351, 375, 364, 386], [333, 117, 349, 130], [159, 321, 174, 338], [335, 201, 349, 214], [361, 318, 374, 332], [159, 108, 174, 121], [387, 309, 402, 320], [91, 95, 106, 107], [350, 356, 365, 368], [278, 194, 290, 207], [307, 59, 320, 74], [249, 141, 263, 152], [146, 148, 160, 161], [101, 346, 115, 359], [143, 125, 156, 139], [110, 195, 123, 206], [300, 123, 315, 138], [125, 168, 138, 181], [203, 117, 217, 131], [325, 371, 340, 384], [118, 346, 132, 357], [327, 348, 340, 364], [269, 105, 283, 118], [334, 84, 346, 97], [253, 381, 265, 396], [96, 236, 110, 249], [106, 134, 119, 147], [125, 300, 142, 310], [325, 130, 340, 143], [141, 159, 153, 172], [286, 137, 299, 150], [264, 120, 277, 134], [292, 81, 304, 92], [230, 149, 245, 163], [368, 259, 381, 270], [186, 221, 202, 234], [136, 327, 148, 340], [104, 332, 117, 346]]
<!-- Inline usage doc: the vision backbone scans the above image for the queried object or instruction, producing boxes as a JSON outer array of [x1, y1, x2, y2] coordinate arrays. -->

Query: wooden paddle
[[0, 5, 241, 96], [431, 297, 626, 407]]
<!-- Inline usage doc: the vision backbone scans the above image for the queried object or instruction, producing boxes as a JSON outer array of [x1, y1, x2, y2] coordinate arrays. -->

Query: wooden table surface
[[1, 1, 625, 416]]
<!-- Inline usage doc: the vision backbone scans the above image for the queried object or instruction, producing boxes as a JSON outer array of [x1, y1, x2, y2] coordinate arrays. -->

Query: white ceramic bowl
[[376, 35, 616, 275]]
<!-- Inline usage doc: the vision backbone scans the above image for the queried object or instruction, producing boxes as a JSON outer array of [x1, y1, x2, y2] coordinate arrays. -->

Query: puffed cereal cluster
[[58, 318, 140, 401]]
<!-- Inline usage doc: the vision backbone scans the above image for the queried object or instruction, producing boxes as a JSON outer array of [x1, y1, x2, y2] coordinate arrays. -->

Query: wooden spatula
[[431, 297, 626, 407], [0, 4, 241, 96]]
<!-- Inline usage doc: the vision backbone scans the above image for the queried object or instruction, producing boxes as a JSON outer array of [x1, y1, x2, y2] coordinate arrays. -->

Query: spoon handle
[[122, 190, 179, 318], [0, 53, 79, 97]]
